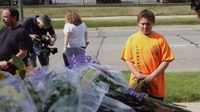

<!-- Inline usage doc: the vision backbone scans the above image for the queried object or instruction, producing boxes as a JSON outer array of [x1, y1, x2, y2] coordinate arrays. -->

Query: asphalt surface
[[44, 15, 200, 111], [50, 25, 200, 73]]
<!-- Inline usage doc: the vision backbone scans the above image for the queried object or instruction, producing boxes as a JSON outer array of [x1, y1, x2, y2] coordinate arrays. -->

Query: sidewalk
[[174, 102, 199, 112], [52, 15, 196, 21]]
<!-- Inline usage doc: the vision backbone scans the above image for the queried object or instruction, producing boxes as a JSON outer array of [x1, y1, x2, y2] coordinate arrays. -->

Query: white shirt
[[63, 22, 87, 47]]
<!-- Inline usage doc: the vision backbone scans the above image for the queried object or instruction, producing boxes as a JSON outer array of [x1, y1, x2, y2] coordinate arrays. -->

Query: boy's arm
[[144, 61, 169, 83], [125, 60, 146, 79]]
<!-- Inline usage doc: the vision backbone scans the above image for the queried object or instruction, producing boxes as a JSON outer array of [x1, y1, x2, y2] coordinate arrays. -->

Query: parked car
[[11, 0, 18, 5], [0, 0, 52, 6], [159, 0, 186, 3], [0, 0, 20, 6], [0, 0, 10, 6], [24, 0, 53, 5], [96, 0, 121, 3], [47, 0, 52, 4]]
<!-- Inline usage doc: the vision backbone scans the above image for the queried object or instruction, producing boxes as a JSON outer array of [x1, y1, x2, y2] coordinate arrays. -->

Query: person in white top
[[63, 10, 89, 66]]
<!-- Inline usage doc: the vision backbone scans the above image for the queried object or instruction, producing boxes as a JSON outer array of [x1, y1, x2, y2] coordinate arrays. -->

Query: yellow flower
[[0, 72, 5, 80], [15, 66, 31, 75], [15, 70, 20, 75], [14, 66, 32, 79], [21, 66, 31, 71]]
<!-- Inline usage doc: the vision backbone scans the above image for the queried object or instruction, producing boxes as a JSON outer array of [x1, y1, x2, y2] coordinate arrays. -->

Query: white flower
[[36, 81, 45, 91]]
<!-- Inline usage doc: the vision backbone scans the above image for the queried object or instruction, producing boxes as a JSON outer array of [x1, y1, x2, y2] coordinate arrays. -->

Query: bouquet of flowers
[[0, 71, 38, 112], [6, 55, 104, 112], [0, 55, 191, 112], [23, 65, 105, 112], [70, 55, 191, 112]]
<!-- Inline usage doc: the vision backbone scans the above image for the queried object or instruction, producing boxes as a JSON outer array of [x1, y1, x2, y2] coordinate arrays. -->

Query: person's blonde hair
[[65, 10, 82, 26]]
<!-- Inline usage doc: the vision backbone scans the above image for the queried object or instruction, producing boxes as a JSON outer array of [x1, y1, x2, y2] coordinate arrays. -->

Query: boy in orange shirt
[[121, 9, 175, 101]]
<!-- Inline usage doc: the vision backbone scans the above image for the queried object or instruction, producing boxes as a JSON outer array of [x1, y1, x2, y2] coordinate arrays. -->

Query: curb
[[51, 15, 196, 21]]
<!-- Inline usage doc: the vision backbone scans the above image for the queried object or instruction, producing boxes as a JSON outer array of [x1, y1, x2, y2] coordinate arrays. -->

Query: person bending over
[[21, 14, 57, 67]]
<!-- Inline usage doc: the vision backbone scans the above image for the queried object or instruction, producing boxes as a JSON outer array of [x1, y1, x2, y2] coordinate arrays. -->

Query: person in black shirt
[[0, 7, 32, 74], [21, 14, 57, 67], [195, 8, 200, 22]]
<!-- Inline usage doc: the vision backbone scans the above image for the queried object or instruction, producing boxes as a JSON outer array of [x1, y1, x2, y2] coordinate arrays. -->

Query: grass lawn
[[0, 4, 195, 18], [0, 4, 199, 28], [52, 17, 199, 29], [123, 72, 200, 103], [1, 17, 198, 29]]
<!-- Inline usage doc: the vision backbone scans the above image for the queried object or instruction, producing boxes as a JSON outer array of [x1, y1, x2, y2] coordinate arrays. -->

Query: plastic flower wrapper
[[0, 71, 38, 112], [70, 55, 191, 112], [76, 69, 106, 112], [67, 55, 100, 69], [24, 65, 105, 112], [98, 96, 135, 112], [47, 75, 105, 112], [72, 63, 148, 111], [24, 65, 77, 111], [47, 94, 79, 112], [68, 55, 128, 87], [0, 71, 12, 80]]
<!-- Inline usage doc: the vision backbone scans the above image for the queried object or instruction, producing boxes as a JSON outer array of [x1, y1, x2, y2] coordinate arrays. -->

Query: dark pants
[[28, 53, 49, 67]]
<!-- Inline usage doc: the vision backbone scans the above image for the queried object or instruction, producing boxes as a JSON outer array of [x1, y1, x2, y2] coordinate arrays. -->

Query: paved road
[[52, 15, 196, 21], [50, 25, 200, 72], [47, 25, 200, 112]]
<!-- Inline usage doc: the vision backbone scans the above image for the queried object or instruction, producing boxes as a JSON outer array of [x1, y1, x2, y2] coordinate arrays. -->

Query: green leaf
[[12, 55, 25, 69]]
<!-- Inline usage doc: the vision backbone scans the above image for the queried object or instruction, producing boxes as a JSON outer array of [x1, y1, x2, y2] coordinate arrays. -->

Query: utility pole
[[45, 0, 47, 5], [18, 0, 24, 21]]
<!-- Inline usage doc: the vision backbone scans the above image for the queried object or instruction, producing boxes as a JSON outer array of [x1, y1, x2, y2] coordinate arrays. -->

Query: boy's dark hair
[[4, 7, 19, 21], [137, 9, 155, 24]]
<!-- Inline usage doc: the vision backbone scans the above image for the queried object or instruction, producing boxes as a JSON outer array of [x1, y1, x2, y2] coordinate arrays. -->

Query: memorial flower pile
[[70, 55, 190, 112], [0, 71, 38, 112], [0, 55, 191, 112]]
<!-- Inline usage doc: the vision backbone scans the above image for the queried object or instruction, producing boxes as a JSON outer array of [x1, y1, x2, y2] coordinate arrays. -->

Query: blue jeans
[[66, 47, 85, 57], [63, 47, 85, 67]]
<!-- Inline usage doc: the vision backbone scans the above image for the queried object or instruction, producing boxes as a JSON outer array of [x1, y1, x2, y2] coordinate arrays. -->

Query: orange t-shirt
[[121, 31, 175, 97]]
